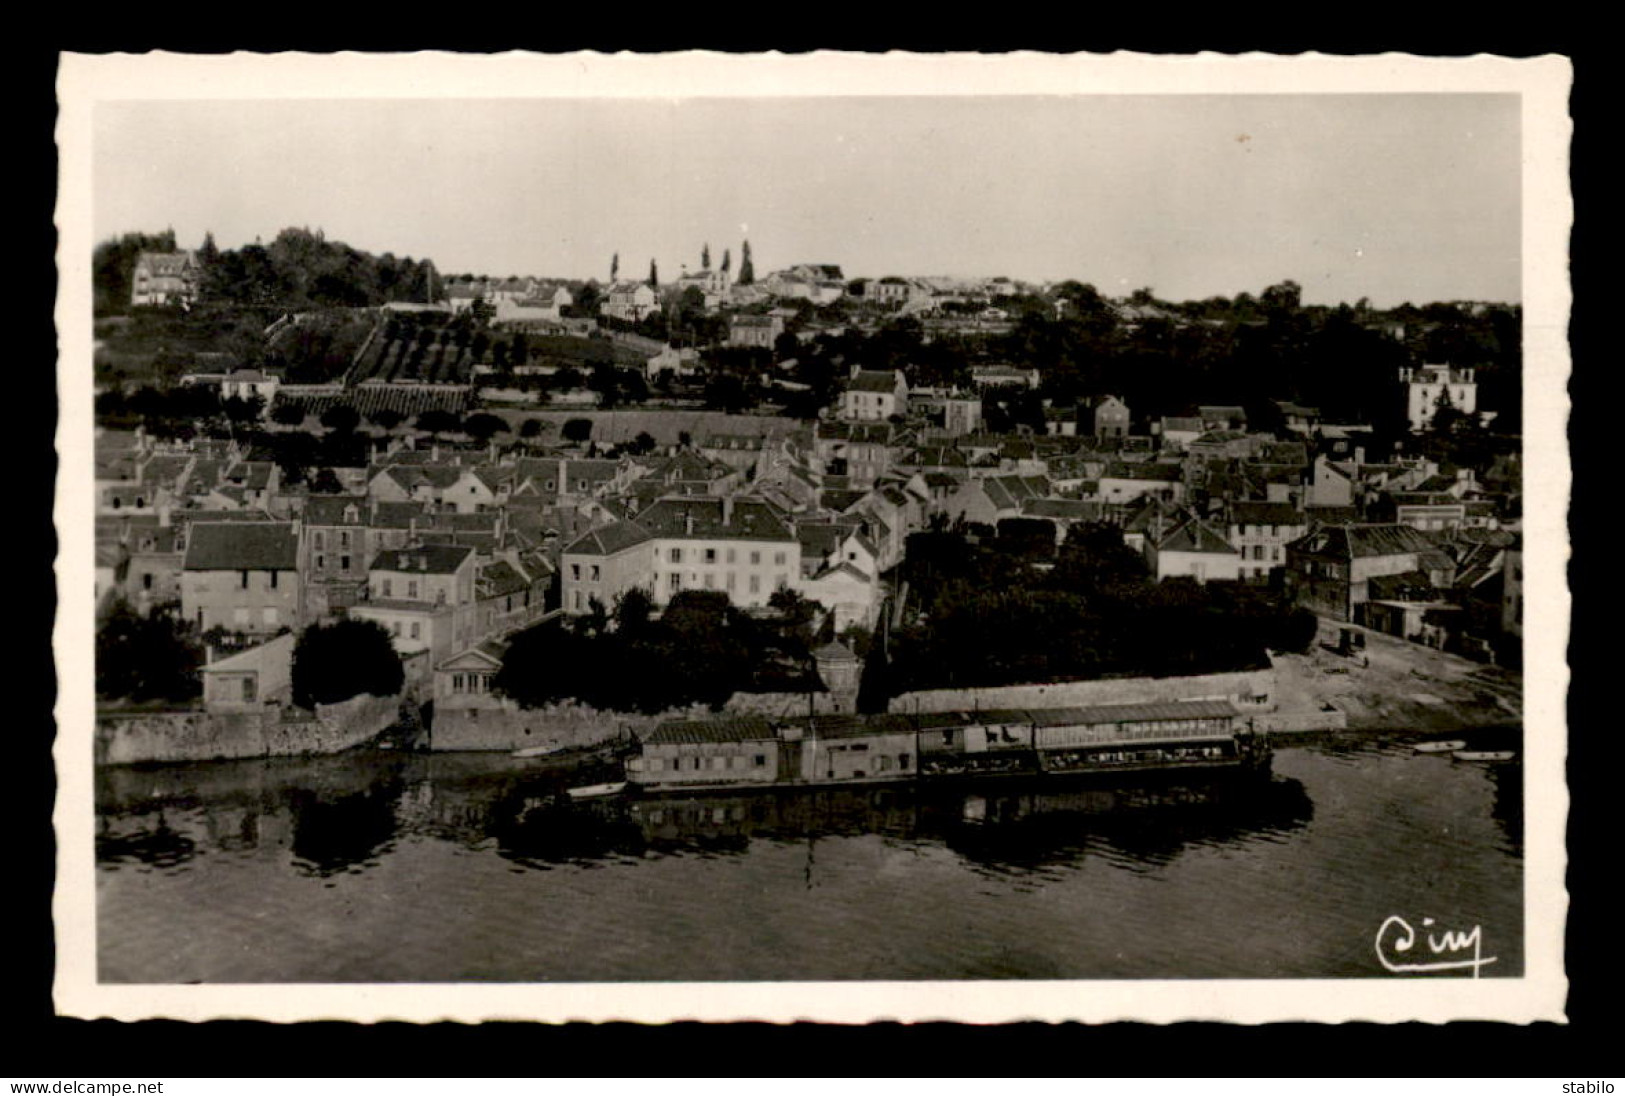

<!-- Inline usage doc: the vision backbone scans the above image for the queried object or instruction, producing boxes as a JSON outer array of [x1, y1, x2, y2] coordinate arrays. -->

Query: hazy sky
[[94, 94, 1521, 307]]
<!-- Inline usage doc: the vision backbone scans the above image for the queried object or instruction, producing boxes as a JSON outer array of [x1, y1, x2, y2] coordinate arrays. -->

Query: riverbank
[[1269, 619, 1522, 735]]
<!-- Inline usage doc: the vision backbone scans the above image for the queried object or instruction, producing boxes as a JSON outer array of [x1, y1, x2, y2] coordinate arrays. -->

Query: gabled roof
[[477, 560, 530, 599], [370, 544, 475, 574], [1225, 501, 1306, 528], [562, 520, 655, 557], [183, 522, 299, 571], [634, 496, 795, 543], [847, 369, 902, 394], [646, 716, 777, 745], [1157, 518, 1237, 555], [303, 494, 369, 526], [1291, 523, 1438, 560]]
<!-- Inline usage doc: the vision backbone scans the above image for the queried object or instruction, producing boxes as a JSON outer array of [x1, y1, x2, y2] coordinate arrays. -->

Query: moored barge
[[622, 699, 1271, 797]]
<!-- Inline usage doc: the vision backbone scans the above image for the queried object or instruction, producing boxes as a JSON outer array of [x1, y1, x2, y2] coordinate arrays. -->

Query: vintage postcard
[[54, 51, 1571, 1024]]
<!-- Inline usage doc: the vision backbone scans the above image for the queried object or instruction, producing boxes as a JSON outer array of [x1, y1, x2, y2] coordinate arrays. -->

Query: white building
[[1400, 364, 1478, 432]]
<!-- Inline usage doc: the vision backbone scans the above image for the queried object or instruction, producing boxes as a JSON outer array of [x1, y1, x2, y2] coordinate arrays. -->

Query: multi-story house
[[349, 544, 479, 672], [559, 496, 800, 614], [1147, 515, 1243, 583], [813, 421, 900, 490], [131, 251, 200, 307], [181, 522, 302, 638], [300, 495, 371, 616], [1284, 523, 1457, 623], [601, 282, 660, 323], [1400, 364, 1479, 432], [840, 369, 909, 422], [1080, 395, 1131, 439], [727, 313, 784, 349], [1223, 501, 1308, 583]]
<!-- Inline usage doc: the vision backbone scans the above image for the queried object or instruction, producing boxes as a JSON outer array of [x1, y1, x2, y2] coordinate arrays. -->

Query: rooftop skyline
[[95, 93, 1521, 308]]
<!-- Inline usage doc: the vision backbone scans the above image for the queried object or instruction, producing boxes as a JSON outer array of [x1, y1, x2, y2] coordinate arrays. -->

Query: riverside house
[[181, 521, 302, 638], [1284, 523, 1457, 623]]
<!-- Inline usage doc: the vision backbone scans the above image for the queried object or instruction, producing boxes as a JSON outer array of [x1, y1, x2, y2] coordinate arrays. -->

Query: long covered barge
[[622, 699, 1270, 795]]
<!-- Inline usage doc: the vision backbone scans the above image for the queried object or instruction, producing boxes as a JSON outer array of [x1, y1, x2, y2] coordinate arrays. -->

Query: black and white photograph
[[53, 51, 1571, 1024]]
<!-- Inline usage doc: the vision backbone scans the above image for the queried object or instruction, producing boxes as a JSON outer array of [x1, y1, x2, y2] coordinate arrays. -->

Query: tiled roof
[[1103, 462, 1182, 481], [634, 496, 795, 542], [183, 522, 299, 571], [645, 716, 777, 745], [1027, 699, 1237, 726], [303, 495, 369, 526], [847, 370, 901, 394], [1292, 523, 1437, 560], [477, 560, 530, 599], [562, 520, 655, 557], [371, 544, 475, 574], [1226, 502, 1306, 527], [1157, 518, 1237, 555]]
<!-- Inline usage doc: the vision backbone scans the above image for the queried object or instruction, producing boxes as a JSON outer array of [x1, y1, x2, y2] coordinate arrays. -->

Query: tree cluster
[[95, 602, 205, 704], [885, 523, 1317, 696], [291, 619, 405, 709], [492, 589, 816, 715]]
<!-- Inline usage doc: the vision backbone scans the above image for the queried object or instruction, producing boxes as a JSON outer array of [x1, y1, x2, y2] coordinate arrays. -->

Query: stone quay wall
[[96, 693, 401, 765]]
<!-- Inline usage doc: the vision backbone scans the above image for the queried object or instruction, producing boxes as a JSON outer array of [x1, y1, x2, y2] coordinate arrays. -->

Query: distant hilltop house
[[600, 282, 660, 323], [131, 251, 200, 307], [762, 265, 846, 304], [673, 267, 731, 308], [1080, 395, 1131, 439], [1400, 364, 1479, 432], [728, 313, 785, 349]]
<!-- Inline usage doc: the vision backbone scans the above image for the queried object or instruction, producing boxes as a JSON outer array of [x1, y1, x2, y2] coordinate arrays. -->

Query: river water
[[94, 736, 1522, 982]]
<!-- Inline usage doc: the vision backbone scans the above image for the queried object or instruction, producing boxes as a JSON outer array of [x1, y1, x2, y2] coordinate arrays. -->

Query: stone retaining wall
[[96, 693, 401, 765]]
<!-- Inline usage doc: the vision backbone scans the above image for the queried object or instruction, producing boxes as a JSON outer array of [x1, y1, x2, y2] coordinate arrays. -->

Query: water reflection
[[95, 753, 1312, 882], [288, 780, 405, 877]]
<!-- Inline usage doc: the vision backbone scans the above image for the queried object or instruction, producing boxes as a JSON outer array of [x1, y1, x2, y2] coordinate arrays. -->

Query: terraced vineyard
[[350, 325, 476, 385], [271, 382, 472, 421]]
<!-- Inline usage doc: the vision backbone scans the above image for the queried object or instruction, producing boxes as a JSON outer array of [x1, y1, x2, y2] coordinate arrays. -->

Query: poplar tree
[[738, 240, 755, 285], [702, 243, 711, 270], [648, 259, 659, 288]]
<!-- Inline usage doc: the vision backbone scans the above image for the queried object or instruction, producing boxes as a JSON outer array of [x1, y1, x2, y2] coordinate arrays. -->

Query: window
[[774, 551, 786, 566], [142, 573, 153, 591], [408, 580, 419, 599], [703, 573, 715, 589], [725, 573, 736, 592], [670, 548, 683, 564], [317, 554, 326, 571], [670, 572, 682, 591], [704, 548, 717, 564], [590, 565, 600, 582], [382, 578, 393, 597], [241, 677, 257, 703], [754, 755, 766, 767], [726, 548, 736, 564], [776, 574, 788, 590], [750, 551, 761, 565], [340, 530, 351, 548], [341, 554, 351, 572], [270, 570, 279, 589], [571, 564, 581, 581], [410, 622, 421, 640], [314, 532, 325, 552], [240, 570, 250, 589], [748, 575, 760, 594], [392, 622, 402, 636]]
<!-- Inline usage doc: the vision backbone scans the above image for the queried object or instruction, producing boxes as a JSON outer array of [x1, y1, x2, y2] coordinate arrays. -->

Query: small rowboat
[[1454, 750, 1517, 763], [512, 744, 565, 759], [567, 781, 627, 800], [1413, 739, 1468, 754]]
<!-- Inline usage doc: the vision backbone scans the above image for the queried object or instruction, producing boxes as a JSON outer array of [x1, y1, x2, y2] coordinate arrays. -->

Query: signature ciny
[[1375, 916, 1498, 977]]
